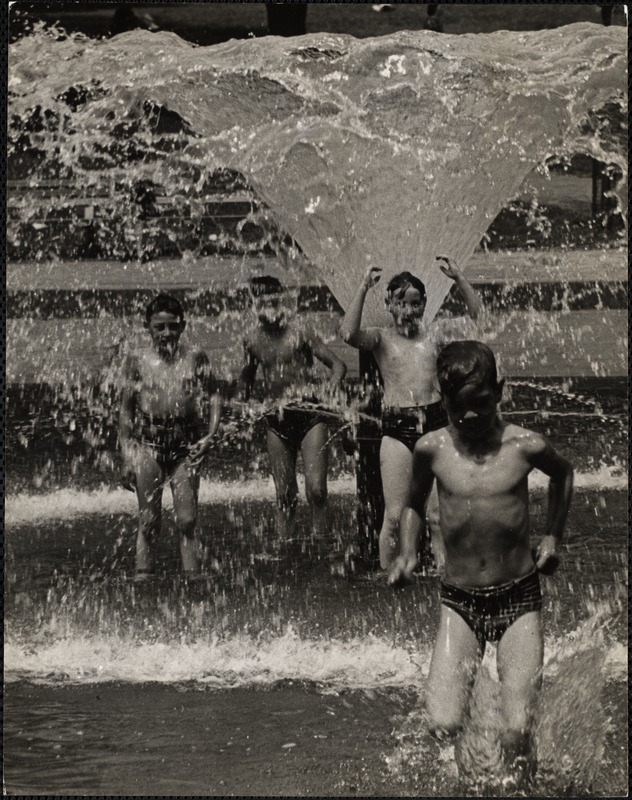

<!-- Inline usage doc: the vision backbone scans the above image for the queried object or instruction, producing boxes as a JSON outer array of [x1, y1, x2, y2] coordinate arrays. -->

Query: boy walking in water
[[340, 257, 482, 570], [389, 341, 573, 787], [239, 274, 347, 540], [119, 294, 222, 579]]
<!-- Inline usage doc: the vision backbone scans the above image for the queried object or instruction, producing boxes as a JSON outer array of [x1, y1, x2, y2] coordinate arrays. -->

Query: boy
[[119, 294, 222, 579], [340, 256, 482, 570], [238, 275, 347, 539], [389, 341, 573, 787]]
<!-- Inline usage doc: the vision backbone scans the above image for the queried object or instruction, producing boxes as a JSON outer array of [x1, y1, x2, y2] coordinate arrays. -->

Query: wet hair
[[437, 341, 498, 399], [386, 271, 426, 303], [145, 293, 184, 323], [249, 275, 285, 298]]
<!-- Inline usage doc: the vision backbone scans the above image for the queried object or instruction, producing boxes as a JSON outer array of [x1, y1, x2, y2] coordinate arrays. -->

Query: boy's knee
[[176, 514, 197, 536], [139, 508, 160, 532], [306, 485, 327, 507]]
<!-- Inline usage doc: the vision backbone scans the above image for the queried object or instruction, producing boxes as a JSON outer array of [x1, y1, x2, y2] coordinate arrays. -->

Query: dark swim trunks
[[131, 410, 205, 468], [381, 400, 448, 452], [264, 406, 328, 451], [440, 569, 542, 653]]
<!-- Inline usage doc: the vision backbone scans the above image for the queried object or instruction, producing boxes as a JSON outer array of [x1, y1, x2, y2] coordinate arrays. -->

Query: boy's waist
[[382, 400, 443, 416], [441, 566, 538, 594]]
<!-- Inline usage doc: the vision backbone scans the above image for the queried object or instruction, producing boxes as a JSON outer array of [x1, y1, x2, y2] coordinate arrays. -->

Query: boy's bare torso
[[246, 324, 318, 401], [372, 319, 472, 408], [131, 344, 205, 419], [422, 422, 538, 587]]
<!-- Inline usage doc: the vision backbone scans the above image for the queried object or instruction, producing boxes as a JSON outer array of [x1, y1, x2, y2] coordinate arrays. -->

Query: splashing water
[[8, 23, 627, 322]]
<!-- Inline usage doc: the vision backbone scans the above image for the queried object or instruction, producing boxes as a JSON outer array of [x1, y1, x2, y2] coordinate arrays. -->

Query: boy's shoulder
[[502, 422, 549, 453], [412, 426, 449, 455]]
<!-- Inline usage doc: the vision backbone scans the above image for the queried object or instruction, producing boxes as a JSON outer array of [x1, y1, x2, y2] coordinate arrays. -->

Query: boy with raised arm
[[389, 341, 573, 788], [340, 257, 482, 570], [119, 294, 222, 579], [238, 274, 347, 541]]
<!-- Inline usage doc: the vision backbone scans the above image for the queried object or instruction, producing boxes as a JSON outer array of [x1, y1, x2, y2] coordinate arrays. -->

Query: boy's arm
[[196, 351, 222, 438], [526, 434, 574, 574], [188, 352, 223, 467], [308, 333, 348, 386], [436, 255, 483, 321], [388, 441, 436, 587], [339, 267, 383, 350]]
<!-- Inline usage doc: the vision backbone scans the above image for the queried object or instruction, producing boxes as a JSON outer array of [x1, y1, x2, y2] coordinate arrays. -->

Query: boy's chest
[[379, 332, 438, 370], [253, 331, 306, 367], [438, 448, 529, 495], [140, 354, 197, 394]]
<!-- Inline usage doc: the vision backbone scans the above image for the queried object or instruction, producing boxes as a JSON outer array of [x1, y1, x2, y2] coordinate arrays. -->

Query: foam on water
[[4, 464, 627, 525], [4, 611, 625, 689]]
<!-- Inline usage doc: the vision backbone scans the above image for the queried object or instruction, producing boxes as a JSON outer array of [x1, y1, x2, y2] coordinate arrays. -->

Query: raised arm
[[388, 439, 436, 587], [526, 434, 574, 574], [436, 255, 483, 321], [339, 266, 383, 350]]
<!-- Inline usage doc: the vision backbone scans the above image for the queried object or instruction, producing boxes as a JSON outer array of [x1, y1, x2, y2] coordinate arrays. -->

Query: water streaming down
[[5, 22, 628, 796], [8, 23, 626, 319]]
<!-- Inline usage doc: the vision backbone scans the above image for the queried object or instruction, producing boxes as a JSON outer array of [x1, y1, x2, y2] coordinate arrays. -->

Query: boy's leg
[[496, 611, 543, 787], [266, 428, 299, 539], [426, 606, 482, 740], [300, 422, 329, 538], [133, 447, 164, 575], [170, 459, 201, 575], [378, 436, 413, 570]]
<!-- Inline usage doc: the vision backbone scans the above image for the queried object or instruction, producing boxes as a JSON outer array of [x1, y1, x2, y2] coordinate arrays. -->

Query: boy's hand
[[188, 436, 213, 469], [388, 555, 417, 588], [120, 463, 136, 492], [436, 256, 463, 281], [362, 266, 383, 290], [534, 535, 560, 575]]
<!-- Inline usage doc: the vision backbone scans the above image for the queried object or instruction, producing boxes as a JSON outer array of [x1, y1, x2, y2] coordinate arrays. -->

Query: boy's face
[[386, 286, 426, 335], [254, 291, 295, 328], [146, 311, 185, 358], [443, 378, 503, 442]]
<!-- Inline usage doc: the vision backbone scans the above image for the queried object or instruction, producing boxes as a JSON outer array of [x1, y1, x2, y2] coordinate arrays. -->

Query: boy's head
[[385, 272, 427, 335], [437, 341, 504, 440], [249, 275, 295, 328], [144, 293, 185, 358]]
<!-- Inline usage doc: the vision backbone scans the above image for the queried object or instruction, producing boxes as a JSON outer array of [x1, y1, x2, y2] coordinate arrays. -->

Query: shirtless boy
[[239, 275, 347, 539], [389, 341, 573, 787], [340, 257, 482, 570], [119, 294, 222, 578]]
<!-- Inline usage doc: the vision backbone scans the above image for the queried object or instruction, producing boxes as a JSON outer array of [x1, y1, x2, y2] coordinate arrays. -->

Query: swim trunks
[[381, 401, 448, 451], [131, 410, 205, 468], [440, 569, 542, 653], [264, 406, 328, 451]]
